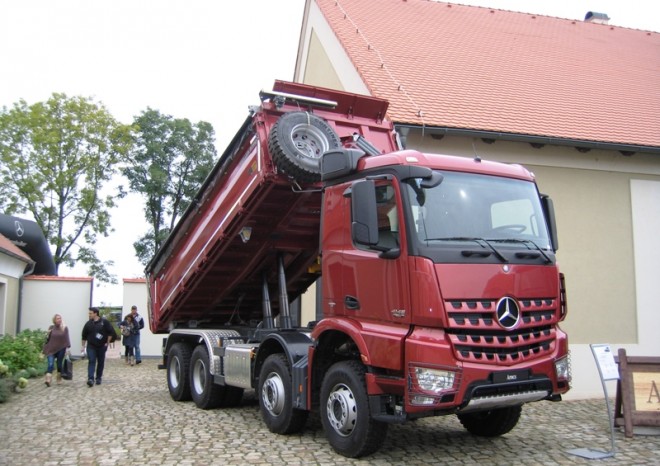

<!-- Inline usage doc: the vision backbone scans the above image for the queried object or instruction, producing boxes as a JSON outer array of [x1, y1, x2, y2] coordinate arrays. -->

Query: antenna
[[472, 139, 482, 162]]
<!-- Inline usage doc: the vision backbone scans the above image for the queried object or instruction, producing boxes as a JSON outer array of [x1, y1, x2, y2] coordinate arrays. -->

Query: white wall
[[21, 276, 93, 351], [122, 279, 164, 358]]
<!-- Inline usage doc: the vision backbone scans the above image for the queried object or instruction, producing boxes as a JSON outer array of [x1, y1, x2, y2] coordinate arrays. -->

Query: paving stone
[[1, 359, 659, 465]]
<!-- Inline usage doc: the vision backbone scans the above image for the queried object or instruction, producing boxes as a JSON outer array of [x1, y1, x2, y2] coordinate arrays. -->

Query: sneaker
[[95, 379, 102, 385], [87, 379, 94, 387], [136, 360, 142, 365]]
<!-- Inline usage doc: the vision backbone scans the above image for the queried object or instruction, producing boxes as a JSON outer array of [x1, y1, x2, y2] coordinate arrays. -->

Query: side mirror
[[541, 194, 559, 251], [351, 180, 379, 246], [321, 148, 365, 181]]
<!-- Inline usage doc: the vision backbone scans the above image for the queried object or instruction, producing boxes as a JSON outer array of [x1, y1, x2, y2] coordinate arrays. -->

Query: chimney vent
[[584, 11, 610, 24]]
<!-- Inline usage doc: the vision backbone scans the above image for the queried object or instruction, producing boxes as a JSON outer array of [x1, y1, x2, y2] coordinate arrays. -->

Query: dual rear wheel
[[166, 343, 243, 409]]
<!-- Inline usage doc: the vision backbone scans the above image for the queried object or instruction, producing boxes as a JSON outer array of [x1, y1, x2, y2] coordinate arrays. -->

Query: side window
[[356, 181, 399, 251]]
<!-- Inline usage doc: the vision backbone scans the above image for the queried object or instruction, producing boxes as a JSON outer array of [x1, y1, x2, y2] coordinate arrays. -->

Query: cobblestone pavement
[[1, 358, 659, 466]]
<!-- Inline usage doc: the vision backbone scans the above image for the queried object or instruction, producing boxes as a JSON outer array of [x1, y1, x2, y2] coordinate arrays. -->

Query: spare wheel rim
[[289, 123, 329, 159]]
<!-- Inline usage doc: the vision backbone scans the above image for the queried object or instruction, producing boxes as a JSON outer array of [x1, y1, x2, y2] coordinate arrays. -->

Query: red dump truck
[[146, 81, 570, 458]]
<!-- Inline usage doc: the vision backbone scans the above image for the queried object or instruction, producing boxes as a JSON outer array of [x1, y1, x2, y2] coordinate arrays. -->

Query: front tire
[[258, 354, 308, 434], [167, 343, 192, 401], [320, 360, 387, 458], [457, 405, 522, 437]]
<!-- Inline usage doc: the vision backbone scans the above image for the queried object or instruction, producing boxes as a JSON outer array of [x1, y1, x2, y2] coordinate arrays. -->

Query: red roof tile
[[24, 275, 92, 282], [0, 233, 32, 263], [315, 0, 660, 148]]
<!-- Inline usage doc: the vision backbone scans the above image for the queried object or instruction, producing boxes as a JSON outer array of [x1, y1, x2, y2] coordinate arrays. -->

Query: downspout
[[16, 261, 36, 334]]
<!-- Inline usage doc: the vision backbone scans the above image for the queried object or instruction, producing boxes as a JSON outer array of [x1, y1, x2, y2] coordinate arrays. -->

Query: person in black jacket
[[81, 307, 116, 387], [130, 305, 145, 364]]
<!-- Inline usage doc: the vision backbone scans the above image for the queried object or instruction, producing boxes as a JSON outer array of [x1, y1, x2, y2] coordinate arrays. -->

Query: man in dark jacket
[[81, 307, 116, 387], [130, 305, 145, 364]]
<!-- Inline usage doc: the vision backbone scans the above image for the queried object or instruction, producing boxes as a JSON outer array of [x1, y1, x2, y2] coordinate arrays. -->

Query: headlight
[[413, 367, 457, 393], [555, 355, 571, 381]]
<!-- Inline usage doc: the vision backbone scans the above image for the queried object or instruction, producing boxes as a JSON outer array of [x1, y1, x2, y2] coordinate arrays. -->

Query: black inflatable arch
[[0, 213, 56, 275]]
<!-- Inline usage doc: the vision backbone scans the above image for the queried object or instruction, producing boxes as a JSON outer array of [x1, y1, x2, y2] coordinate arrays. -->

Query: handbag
[[61, 355, 73, 380]]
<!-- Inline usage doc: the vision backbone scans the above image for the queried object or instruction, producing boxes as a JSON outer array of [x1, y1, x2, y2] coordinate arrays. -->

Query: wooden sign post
[[614, 348, 660, 437]]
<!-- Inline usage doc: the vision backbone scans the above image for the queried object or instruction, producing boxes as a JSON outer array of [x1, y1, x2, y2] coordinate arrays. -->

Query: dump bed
[[147, 81, 397, 333]]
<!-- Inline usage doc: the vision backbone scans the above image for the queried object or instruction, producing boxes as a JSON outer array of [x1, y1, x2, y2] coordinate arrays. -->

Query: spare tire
[[268, 111, 341, 183]]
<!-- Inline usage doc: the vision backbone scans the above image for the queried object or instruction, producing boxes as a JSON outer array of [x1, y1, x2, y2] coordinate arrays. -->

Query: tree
[[124, 109, 216, 266], [0, 93, 133, 282]]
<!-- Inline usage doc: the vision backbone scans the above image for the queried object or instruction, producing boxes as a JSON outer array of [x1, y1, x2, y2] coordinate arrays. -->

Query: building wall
[[0, 275, 18, 335], [0, 254, 29, 336], [122, 280, 164, 357], [20, 276, 93, 351], [295, 0, 368, 93]]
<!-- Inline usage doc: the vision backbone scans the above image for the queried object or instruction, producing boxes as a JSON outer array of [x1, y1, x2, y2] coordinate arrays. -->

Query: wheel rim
[[326, 383, 358, 437], [192, 358, 206, 394], [262, 371, 285, 416], [289, 123, 329, 160], [169, 357, 181, 388]]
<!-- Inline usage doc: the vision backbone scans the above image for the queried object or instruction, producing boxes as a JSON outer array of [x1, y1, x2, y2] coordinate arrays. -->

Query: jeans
[[134, 333, 141, 362], [46, 348, 66, 374], [86, 344, 108, 382]]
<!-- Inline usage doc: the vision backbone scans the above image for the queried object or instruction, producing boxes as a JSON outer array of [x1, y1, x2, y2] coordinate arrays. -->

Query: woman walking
[[119, 314, 138, 365], [42, 314, 71, 386]]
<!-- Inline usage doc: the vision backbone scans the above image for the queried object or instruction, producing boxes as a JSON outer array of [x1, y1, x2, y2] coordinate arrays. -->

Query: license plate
[[492, 369, 530, 383]]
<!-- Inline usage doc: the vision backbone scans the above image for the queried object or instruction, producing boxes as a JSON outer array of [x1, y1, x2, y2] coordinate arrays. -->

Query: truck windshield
[[405, 171, 552, 252]]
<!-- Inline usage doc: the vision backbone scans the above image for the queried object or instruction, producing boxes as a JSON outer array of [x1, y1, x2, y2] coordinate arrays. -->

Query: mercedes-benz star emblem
[[14, 220, 24, 237], [496, 297, 521, 329]]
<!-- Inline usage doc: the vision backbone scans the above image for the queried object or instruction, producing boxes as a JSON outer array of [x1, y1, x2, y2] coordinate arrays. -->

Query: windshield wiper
[[426, 237, 508, 262], [487, 238, 553, 264]]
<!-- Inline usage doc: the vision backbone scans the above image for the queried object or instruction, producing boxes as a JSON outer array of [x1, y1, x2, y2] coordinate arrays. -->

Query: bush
[[0, 329, 48, 403], [0, 330, 47, 374]]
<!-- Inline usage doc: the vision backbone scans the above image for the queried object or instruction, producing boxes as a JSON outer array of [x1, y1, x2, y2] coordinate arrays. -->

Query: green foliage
[[0, 93, 134, 282], [0, 329, 47, 375], [124, 109, 216, 265], [0, 330, 47, 403]]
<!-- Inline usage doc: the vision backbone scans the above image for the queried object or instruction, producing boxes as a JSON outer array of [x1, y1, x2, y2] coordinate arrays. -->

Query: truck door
[[342, 180, 411, 326]]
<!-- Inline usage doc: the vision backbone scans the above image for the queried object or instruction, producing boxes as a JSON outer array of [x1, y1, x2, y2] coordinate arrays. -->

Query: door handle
[[344, 295, 360, 310]]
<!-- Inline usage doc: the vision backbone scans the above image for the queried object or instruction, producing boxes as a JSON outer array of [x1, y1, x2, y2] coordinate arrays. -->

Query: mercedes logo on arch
[[14, 220, 25, 237], [496, 297, 521, 329]]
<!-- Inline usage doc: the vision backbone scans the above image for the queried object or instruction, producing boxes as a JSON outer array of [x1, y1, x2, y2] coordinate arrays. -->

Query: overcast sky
[[1, 0, 657, 306]]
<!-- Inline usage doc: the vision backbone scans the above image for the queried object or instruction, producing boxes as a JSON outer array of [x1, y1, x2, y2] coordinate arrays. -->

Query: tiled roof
[[24, 275, 92, 282], [315, 0, 660, 149], [0, 233, 33, 263]]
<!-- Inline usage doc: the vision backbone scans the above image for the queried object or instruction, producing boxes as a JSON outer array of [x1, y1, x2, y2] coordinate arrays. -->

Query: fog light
[[555, 356, 571, 381], [410, 395, 435, 406], [413, 367, 456, 393]]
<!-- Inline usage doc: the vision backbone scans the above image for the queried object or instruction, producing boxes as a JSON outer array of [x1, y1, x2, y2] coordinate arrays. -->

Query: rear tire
[[258, 353, 308, 434], [167, 343, 192, 401], [320, 360, 388, 458], [268, 111, 341, 183], [457, 405, 522, 437], [190, 345, 224, 409]]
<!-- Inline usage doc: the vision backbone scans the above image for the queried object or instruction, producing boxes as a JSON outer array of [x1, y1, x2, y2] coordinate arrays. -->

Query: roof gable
[[0, 233, 33, 264], [314, 0, 660, 149]]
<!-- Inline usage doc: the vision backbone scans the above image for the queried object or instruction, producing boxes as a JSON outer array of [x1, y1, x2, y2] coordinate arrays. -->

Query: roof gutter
[[394, 124, 660, 156]]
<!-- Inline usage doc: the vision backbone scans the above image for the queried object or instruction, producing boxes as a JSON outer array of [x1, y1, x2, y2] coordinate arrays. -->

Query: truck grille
[[445, 298, 558, 365]]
